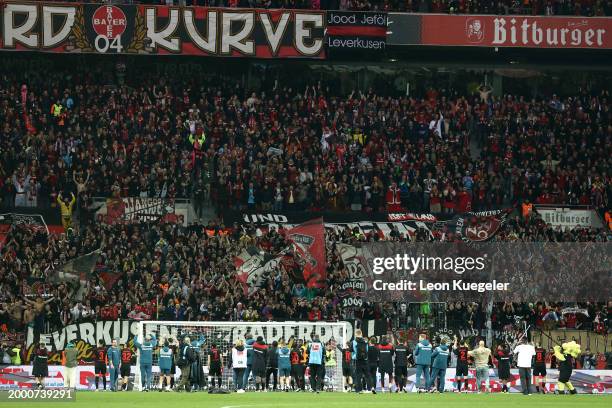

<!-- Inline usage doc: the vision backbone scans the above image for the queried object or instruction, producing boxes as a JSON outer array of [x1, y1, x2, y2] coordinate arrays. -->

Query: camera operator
[[175, 336, 195, 392]]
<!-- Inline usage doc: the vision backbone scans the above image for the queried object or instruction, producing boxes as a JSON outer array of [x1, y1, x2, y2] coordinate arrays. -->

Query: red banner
[[420, 15, 612, 49], [286, 218, 327, 289]]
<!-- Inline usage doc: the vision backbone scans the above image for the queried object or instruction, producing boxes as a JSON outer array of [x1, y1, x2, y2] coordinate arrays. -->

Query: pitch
[[23, 391, 611, 408]]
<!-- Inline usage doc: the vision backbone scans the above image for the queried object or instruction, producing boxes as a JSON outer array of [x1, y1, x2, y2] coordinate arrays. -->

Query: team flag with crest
[[285, 218, 327, 289]]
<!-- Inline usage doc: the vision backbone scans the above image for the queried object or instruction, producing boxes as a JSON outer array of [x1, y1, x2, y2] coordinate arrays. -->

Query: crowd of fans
[[0, 61, 610, 358], [1, 68, 610, 218], [0, 213, 610, 339], [37, 0, 612, 16]]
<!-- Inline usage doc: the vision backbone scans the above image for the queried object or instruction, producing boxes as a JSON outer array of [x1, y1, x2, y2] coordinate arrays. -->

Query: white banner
[[95, 197, 188, 226], [140, 321, 352, 348], [536, 207, 603, 230], [561, 307, 589, 316]]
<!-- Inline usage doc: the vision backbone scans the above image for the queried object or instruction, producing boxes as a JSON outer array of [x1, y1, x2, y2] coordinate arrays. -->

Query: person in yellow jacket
[[324, 342, 337, 391], [352, 128, 365, 145], [188, 132, 206, 147], [8, 343, 22, 365], [189, 132, 206, 167], [57, 192, 76, 230], [553, 341, 581, 395], [300, 342, 309, 365], [51, 100, 63, 117]]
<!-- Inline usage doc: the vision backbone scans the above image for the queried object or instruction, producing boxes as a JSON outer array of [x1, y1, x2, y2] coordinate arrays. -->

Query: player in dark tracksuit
[[352, 331, 374, 394], [496, 345, 511, 393], [207, 343, 223, 388], [94, 340, 108, 391], [252, 336, 268, 391], [290, 342, 307, 391], [367, 338, 379, 392], [394, 341, 409, 393], [339, 342, 353, 391], [377, 336, 394, 392], [266, 341, 278, 391], [120, 344, 133, 391], [453, 337, 469, 392], [533, 344, 547, 393], [32, 343, 49, 389]]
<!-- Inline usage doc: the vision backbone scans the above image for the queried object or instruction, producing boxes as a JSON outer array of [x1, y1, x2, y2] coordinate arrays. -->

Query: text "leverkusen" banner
[[326, 11, 387, 52]]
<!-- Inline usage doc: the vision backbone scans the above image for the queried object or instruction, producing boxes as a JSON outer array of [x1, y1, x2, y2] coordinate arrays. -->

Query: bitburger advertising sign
[[419, 14, 612, 49], [387, 13, 611, 49]]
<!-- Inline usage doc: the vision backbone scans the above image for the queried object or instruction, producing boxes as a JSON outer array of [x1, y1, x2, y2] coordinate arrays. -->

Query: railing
[[534, 204, 595, 210], [90, 197, 193, 205]]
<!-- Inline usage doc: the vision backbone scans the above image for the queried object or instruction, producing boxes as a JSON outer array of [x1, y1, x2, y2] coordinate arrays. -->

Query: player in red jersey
[[120, 343, 134, 391], [453, 337, 470, 393], [533, 343, 548, 393]]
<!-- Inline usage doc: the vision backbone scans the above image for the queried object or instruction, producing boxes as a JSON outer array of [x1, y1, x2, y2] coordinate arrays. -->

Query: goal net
[[134, 321, 350, 392]]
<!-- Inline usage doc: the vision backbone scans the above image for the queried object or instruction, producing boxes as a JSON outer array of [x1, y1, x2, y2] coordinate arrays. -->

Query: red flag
[[285, 218, 326, 289], [99, 271, 122, 290]]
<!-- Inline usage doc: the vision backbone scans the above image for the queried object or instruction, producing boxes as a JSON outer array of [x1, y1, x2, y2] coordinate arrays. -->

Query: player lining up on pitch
[[428, 337, 450, 393], [339, 341, 353, 392], [120, 342, 134, 391], [32, 342, 49, 390], [230, 334, 339, 393], [71, 332, 567, 394], [414, 333, 432, 392], [453, 337, 470, 393], [158, 339, 174, 392], [134, 334, 157, 391], [94, 340, 108, 391], [495, 344, 511, 393], [207, 342, 223, 389], [290, 339, 307, 391], [394, 339, 410, 393], [533, 343, 548, 394], [352, 329, 376, 394], [277, 340, 292, 391], [252, 336, 268, 391], [377, 336, 395, 392]]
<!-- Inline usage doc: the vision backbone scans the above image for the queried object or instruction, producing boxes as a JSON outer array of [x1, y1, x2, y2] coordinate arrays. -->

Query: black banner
[[386, 13, 421, 46], [224, 210, 442, 225], [223, 209, 511, 241], [223, 210, 441, 240], [326, 11, 387, 54]]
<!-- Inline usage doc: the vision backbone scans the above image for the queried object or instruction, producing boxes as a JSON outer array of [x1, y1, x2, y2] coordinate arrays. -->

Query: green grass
[[17, 391, 611, 408]]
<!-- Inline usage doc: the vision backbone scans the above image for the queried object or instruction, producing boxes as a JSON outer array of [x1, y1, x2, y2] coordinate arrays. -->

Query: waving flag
[[285, 218, 327, 289]]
